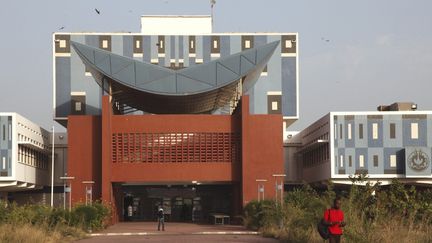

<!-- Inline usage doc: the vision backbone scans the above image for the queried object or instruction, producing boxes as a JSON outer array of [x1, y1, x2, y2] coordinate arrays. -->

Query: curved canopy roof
[[71, 40, 279, 114]]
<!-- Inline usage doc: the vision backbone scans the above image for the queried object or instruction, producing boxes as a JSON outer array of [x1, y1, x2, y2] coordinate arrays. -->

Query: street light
[[255, 179, 267, 201], [272, 174, 286, 207], [60, 176, 75, 211], [82, 181, 95, 205]]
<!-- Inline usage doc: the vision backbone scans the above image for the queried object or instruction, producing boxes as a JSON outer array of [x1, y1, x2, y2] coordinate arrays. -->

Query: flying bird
[[58, 26, 65, 30], [95, 8, 100, 14], [321, 37, 330, 42]]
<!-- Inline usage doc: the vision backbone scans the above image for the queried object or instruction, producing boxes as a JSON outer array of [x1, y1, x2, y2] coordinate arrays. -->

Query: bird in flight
[[321, 37, 330, 42], [58, 26, 65, 30], [95, 8, 100, 14]]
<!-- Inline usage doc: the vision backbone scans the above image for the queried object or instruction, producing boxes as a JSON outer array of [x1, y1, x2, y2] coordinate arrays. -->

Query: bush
[[243, 177, 432, 243]]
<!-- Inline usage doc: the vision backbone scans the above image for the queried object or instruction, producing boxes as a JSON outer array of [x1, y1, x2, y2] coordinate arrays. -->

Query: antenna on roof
[[210, 0, 216, 31]]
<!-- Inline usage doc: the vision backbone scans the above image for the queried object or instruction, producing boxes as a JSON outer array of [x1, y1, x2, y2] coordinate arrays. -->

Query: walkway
[[77, 222, 278, 243]]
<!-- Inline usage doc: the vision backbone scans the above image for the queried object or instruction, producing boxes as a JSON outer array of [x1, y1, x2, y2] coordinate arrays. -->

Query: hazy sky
[[0, 0, 431, 132]]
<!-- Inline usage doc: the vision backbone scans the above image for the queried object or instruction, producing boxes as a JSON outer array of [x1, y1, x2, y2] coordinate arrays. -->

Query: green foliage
[[0, 200, 110, 242], [243, 177, 432, 243]]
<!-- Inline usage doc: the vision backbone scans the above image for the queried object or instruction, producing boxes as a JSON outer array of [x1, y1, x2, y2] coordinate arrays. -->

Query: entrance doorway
[[119, 184, 232, 222]]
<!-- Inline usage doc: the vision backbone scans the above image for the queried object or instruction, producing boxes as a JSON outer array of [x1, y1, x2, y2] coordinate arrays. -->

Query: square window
[[102, 40, 108, 49], [59, 40, 67, 48], [245, 40, 251, 49], [271, 101, 278, 111], [411, 123, 418, 139], [285, 40, 292, 48], [390, 155, 397, 167], [75, 102, 82, 111]]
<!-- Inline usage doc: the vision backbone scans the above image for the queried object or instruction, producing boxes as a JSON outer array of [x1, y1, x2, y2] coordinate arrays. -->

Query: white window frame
[[390, 155, 397, 167], [372, 123, 378, 139], [359, 155, 364, 168], [411, 123, 419, 139]]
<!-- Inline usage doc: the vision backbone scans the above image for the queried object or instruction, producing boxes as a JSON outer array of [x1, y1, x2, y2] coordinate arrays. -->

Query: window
[[2, 125, 4, 141], [390, 123, 396, 139], [8, 124, 11, 141], [372, 123, 378, 139], [271, 101, 278, 111], [334, 124, 337, 139], [135, 40, 141, 49], [159, 39, 164, 48], [359, 124, 364, 139], [348, 155, 352, 167], [75, 102, 82, 111], [190, 40, 194, 49], [2, 157, 5, 170], [59, 40, 67, 48], [340, 155, 344, 168], [348, 124, 352, 139], [339, 124, 343, 139], [359, 155, 364, 167], [373, 155, 378, 167], [411, 123, 418, 139], [213, 40, 218, 49], [285, 40, 292, 48], [245, 40, 251, 49], [390, 155, 397, 167], [102, 40, 108, 48]]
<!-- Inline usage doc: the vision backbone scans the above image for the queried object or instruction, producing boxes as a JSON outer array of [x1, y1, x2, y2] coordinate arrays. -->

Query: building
[[0, 113, 68, 204], [53, 15, 299, 222], [286, 103, 432, 186]]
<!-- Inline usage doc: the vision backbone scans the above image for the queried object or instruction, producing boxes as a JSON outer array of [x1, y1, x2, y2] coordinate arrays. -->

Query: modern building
[[53, 15, 299, 222], [285, 103, 432, 186], [0, 113, 68, 204]]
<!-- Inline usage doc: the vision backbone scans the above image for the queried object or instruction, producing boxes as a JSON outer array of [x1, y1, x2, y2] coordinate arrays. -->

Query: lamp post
[[272, 174, 286, 207], [82, 181, 95, 205], [50, 126, 55, 207], [60, 176, 75, 211], [255, 179, 267, 201]]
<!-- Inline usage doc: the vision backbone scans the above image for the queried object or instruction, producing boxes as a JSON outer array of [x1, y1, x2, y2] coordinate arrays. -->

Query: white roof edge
[[330, 111, 432, 115], [53, 32, 299, 36], [141, 15, 211, 18]]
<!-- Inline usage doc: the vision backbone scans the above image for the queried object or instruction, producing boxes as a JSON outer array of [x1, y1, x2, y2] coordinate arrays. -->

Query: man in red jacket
[[323, 197, 346, 243]]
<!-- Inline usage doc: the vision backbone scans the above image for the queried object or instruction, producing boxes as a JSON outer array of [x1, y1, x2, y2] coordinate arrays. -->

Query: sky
[[0, 0, 431, 132]]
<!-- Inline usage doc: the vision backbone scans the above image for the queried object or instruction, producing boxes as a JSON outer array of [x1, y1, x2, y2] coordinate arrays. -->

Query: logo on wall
[[408, 150, 430, 171]]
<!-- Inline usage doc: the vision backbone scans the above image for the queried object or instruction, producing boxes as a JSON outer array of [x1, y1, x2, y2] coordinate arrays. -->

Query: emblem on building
[[408, 150, 430, 171]]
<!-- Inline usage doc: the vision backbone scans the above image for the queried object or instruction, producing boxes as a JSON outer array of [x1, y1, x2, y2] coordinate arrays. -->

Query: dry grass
[[0, 224, 62, 243]]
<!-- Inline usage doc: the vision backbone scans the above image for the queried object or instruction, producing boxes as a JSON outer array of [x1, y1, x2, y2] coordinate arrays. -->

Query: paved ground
[[77, 222, 278, 243]]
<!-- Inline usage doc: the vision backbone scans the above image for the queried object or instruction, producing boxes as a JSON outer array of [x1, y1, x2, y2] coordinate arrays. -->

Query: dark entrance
[[120, 184, 232, 222]]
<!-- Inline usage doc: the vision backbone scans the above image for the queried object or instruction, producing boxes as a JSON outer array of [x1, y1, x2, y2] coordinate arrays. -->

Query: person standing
[[157, 207, 165, 231], [323, 197, 346, 243]]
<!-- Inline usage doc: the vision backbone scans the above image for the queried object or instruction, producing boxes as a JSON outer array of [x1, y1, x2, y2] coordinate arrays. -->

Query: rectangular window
[[158, 36, 165, 53], [75, 102, 82, 111], [348, 155, 352, 167], [2, 125, 4, 140], [340, 155, 344, 168], [411, 123, 418, 139], [373, 155, 378, 167], [285, 40, 292, 48], [213, 40, 218, 49], [390, 123, 396, 139], [135, 40, 141, 49], [339, 124, 343, 139], [390, 155, 397, 167], [245, 40, 251, 49], [189, 36, 195, 54], [359, 155, 364, 167], [2, 157, 5, 170], [348, 124, 352, 139], [102, 40, 108, 48], [59, 39, 67, 48], [271, 101, 278, 111], [359, 124, 364, 139], [8, 124, 11, 141], [211, 36, 220, 53], [372, 123, 378, 139], [190, 40, 194, 49], [334, 124, 337, 139]]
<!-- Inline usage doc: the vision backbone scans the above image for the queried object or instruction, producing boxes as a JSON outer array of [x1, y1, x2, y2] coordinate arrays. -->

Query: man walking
[[157, 207, 165, 231], [323, 197, 346, 243]]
